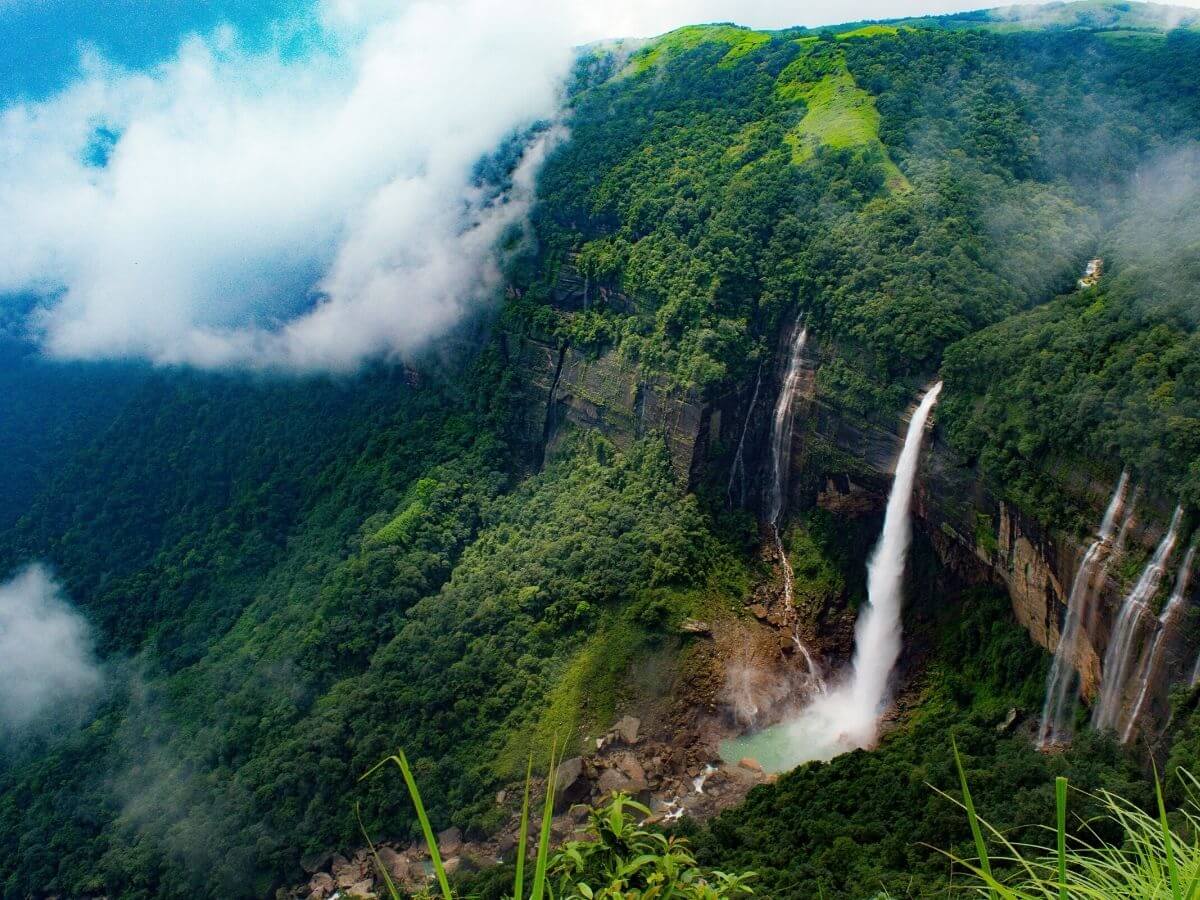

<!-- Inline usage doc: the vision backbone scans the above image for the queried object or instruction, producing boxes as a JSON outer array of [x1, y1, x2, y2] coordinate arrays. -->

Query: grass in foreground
[[948, 741, 1200, 898], [363, 749, 755, 899]]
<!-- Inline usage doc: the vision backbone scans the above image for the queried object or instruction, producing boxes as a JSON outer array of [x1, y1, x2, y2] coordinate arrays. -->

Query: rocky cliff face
[[510, 266, 1196, 741], [507, 333, 714, 482], [503, 264, 720, 483], [759, 334, 1198, 738], [511, 255, 1195, 739]]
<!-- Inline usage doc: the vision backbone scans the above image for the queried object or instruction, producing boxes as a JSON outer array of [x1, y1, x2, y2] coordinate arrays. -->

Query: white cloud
[[0, 565, 103, 731], [3, 0, 1186, 372], [0, 0, 573, 371]]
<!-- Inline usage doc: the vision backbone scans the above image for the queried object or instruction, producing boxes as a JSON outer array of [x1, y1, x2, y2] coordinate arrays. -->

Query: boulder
[[597, 767, 637, 796], [375, 846, 411, 884], [301, 851, 333, 874], [306, 872, 335, 900], [613, 716, 640, 745], [567, 802, 591, 824], [554, 756, 591, 810], [551, 814, 573, 839], [611, 752, 648, 791], [345, 878, 376, 898], [737, 757, 764, 773], [442, 857, 463, 876], [437, 826, 463, 856], [496, 834, 516, 859], [679, 619, 711, 635]]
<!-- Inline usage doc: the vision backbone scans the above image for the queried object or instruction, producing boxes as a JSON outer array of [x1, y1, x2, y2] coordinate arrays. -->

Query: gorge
[[2, 4, 1200, 898]]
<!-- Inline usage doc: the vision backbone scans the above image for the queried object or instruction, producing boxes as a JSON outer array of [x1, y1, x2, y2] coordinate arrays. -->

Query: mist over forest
[[3, 1, 1200, 898]]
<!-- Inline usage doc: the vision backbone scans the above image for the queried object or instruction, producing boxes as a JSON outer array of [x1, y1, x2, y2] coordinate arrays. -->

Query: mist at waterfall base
[[723, 383, 942, 771]]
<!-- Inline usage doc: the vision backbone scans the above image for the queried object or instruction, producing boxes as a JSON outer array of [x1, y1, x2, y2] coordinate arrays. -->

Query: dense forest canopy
[[2, 4, 1200, 898], [522, 17, 1200, 517]]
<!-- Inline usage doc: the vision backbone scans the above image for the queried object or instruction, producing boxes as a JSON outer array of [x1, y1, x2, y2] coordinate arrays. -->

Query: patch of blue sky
[[0, 0, 323, 103]]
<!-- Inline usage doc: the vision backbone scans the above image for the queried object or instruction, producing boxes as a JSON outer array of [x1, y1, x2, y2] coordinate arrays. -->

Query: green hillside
[[2, 4, 1200, 898]]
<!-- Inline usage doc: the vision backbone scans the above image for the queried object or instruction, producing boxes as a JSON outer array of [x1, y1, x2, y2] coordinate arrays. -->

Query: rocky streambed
[[290, 713, 776, 900]]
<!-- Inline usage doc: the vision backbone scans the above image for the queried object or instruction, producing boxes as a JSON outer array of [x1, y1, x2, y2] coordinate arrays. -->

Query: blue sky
[[0, 0, 1025, 101], [0, 0, 316, 101]]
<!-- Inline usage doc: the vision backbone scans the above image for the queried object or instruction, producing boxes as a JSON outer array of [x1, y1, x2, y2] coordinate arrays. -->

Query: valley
[[2, 2, 1200, 898]]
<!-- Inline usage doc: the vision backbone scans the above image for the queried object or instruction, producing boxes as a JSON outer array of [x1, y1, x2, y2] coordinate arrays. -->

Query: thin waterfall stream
[[727, 363, 762, 508], [1093, 505, 1184, 733], [1036, 471, 1130, 749], [763, 322, 824, 691], [724, 382, 942, 770], [1121, 543, 1195, 744]]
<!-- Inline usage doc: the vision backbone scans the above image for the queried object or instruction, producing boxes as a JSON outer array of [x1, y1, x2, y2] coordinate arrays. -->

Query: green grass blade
[[531, 743, 559, 900], [364, 752, 454, 900], [356, 801, 403, 900], [1056, 776, 1068, 900], [515, 755, 533, 900], [1155, 767, 1183, 900], [953, 738, 995, 895]]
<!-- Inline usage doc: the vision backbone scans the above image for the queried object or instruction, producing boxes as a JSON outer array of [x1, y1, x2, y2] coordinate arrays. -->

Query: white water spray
[[776, 382, 942, 761], [1093, 505, 1184, 732], [1036, 471, 1130, 749], [1122, 543, 1195, 744], [763, 321, 824, 691]]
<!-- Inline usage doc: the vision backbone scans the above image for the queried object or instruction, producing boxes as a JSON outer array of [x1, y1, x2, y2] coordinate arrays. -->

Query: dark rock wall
[[507, 264, 1197, 737]]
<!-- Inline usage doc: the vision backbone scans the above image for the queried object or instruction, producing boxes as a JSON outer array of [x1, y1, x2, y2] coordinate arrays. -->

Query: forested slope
[[3, 6, 1200, 899]]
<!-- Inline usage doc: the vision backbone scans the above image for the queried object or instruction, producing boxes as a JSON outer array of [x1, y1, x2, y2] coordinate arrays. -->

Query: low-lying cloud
[[0, 0, 1105, 373], [0, 565, 103, 731], [0, 0, 574, 371]]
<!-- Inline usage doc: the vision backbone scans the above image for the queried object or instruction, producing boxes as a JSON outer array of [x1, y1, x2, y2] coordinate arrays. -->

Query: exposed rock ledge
[[505, 262, 1197, 739]]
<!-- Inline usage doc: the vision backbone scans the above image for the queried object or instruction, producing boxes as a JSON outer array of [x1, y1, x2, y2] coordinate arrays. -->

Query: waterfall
[[727, 363, 763, 508], [844, 382, 942, 732], [778, 382, 942, 761], [765, 323, 808, 528], [1122, 544, 1195, 744], [761, 321, 824, 691], [1092, 505, 1184, 732], [1036, 471, 1130, 749]]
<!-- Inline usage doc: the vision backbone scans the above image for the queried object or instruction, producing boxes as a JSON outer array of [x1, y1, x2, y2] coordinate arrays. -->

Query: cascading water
[[1036, 471, 1130, 749], [724, 383, 942, 769], [763, 321, 824, 691], [1092, 505, 1184, 732], [1121, 543, 1195, 744], [836, 382, 942, 742], [727, 364, 763, 508], [765, 323, 808, 530]]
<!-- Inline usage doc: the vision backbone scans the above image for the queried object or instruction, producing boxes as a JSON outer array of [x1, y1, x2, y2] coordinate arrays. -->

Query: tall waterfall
[[1036, 471, 1130, 749], [762, 322, 824, 690], [1093, 505, 1184, 732], [727, 363, 763, 508], [1122, 543, 1195, 744], [779, 382, 942, 761]]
